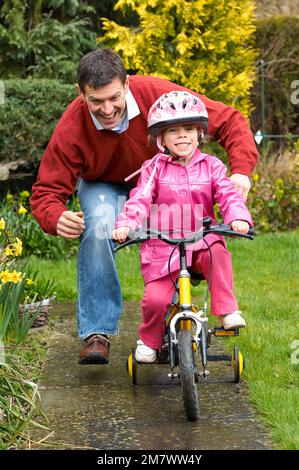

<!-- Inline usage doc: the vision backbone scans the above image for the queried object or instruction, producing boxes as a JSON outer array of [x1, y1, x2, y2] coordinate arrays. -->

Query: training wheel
[[232, 345, 245, 383], [126, 348, 138, 385]]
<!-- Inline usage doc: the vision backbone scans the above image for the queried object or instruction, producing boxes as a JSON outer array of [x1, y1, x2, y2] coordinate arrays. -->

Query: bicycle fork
[[167, 243, 208, 376]]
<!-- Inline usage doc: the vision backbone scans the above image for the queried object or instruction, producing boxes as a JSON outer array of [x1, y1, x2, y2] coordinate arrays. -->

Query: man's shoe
[[79, 334, 110, 364]]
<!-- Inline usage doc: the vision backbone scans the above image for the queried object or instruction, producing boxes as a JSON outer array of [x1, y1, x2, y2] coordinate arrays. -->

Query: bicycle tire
[[178, 330, 199, 421]]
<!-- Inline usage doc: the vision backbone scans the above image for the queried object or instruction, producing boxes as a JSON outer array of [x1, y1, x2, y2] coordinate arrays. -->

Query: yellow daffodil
[[13, 238, 23, 256], [0, 218, 5, 230], [5, 245, 14, 256], [0, 270, 11, 283], [9, 270, 23, 283], [0, 270, 22, 284], [18, 205, 27, 215], [20, 190, 30, 199], [26, 278, 34, 286]]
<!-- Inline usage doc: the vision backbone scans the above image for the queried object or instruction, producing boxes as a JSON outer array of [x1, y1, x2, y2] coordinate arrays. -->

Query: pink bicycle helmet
[[147, 90, 208, 136]]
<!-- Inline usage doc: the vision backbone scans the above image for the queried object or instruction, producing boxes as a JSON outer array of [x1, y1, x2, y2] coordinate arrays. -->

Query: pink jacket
[[115, 148, 253, 284]]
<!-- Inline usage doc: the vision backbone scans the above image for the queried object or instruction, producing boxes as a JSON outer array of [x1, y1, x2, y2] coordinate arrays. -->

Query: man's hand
[[57, 211, 85, 239], [229, 173, 251, 200], [112, 227, 130, 243], [231, 220, 249, 234]]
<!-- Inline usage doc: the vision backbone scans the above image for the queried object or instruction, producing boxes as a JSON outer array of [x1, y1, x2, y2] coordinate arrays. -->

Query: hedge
[[0, 79, 77, 167], [247, 149, 299, 232]]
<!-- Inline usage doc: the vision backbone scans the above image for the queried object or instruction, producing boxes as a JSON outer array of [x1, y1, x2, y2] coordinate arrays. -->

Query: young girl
[[112, 91, 253, 363]]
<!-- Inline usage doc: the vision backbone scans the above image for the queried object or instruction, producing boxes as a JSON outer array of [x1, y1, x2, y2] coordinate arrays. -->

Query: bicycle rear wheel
[[178, 329, 199, 421]]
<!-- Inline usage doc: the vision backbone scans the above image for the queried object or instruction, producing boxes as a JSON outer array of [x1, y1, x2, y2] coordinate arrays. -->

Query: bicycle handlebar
[[113, 217, 254, 253]]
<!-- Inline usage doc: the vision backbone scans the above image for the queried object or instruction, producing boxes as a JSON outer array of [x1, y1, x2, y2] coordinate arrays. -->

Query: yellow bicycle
[[113, 217, 254, 421]]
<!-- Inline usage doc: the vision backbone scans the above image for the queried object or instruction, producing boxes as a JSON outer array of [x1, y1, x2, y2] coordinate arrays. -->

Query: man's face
[[79, 77, 129, 129]]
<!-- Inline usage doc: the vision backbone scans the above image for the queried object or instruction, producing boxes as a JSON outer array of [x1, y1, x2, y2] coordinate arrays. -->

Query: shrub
[[247, 148, 299, 231], [0, 212, 59, 345], [99, 0, 257, 117], [0, 0, 96, 82], [0, 79, 77, 167], [0, 191, 79, 260], [0, 216, 35, 343]]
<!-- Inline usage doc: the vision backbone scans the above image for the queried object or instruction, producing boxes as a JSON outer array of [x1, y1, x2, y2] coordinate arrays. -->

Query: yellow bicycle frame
[[178, 273, 191, 330]]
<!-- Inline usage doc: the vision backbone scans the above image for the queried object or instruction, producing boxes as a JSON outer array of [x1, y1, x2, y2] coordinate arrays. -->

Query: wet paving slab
[[34, 302, 274, 450]]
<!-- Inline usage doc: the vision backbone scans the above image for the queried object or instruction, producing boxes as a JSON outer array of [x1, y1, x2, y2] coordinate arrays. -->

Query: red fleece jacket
[[30, 75, 258, 235]]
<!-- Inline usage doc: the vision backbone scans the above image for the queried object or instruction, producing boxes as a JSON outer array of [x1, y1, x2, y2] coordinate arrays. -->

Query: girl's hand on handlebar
[[231, 220, 250, 234], [112, 227, 131, 243]]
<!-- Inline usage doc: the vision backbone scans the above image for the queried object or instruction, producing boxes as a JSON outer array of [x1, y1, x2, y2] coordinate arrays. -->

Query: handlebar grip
[[239, 226, 254, 240], [208, 224, 255, 240], [226, 229, 254, 240]]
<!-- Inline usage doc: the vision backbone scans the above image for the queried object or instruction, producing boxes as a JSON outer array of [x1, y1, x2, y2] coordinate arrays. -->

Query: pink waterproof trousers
[[138, 242, 238, 349]]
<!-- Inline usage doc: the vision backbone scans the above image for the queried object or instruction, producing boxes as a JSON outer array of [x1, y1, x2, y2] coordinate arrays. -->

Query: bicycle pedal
[[213, 327, 239, 337]]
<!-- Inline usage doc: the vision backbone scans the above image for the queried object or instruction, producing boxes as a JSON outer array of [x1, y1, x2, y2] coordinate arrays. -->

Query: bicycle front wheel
[[178, 329, 199, 421]]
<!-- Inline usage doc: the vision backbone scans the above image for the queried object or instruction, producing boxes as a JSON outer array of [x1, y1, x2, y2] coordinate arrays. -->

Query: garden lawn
[[27, 256, 77, 300], [28, 231, 299, 449]]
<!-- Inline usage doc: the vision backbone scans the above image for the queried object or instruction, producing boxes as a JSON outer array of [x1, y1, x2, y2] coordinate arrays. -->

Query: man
[[30, 48, 258, 365]]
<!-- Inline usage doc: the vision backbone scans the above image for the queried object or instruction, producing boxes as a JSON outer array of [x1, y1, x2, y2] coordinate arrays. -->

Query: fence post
[[260, 59, 265, 139]]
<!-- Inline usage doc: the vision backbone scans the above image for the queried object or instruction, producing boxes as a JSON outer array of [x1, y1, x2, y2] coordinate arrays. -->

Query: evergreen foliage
[[0, 79, 76, 165], [98, 0, 257, 116], [0, 0, 100, 82]]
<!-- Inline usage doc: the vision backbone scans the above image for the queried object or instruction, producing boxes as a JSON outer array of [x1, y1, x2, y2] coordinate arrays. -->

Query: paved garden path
[[34, 302, 274, 450]]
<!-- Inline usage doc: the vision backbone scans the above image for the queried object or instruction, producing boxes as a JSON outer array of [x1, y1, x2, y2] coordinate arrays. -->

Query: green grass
[[27, 231, 299, 449], [27, 247, 144, 301], [228, 231, 299, 450], [27, 256, 77, 300]]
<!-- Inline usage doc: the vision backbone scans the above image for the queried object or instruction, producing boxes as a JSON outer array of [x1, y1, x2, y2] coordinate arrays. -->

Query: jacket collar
[[125, 148, 208, 197], [125, 148, 207, 184], [166, 147, 207, 166]]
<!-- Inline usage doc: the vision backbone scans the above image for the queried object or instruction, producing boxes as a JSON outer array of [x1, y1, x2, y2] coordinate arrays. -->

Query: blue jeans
[[76, 180, 129, 339]]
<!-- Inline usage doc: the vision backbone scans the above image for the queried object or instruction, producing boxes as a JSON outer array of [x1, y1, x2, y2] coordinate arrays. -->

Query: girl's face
[[161, 125, 199, 159]]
